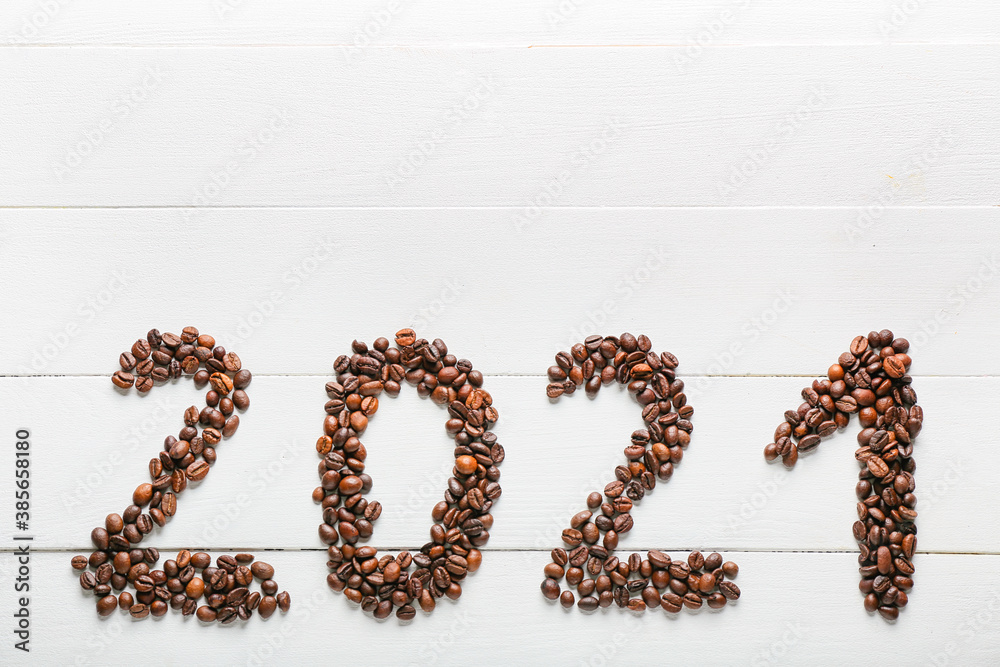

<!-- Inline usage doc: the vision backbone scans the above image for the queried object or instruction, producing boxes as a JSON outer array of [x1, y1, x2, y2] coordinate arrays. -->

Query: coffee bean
[[196, 606, 217, 622], [186, 461, 210, 481], [249, 562, 274, 580], [884, 355, 906, 379], [648, 550, 671, 569], [112, 371, 135, 389], [719, 581, 741, 600], [223, 352, 242, 372], [209, 372, 233, 395], [91, 527, 109, 550], [538, 336, 741, 615], [85, 329, 265, 622], [316, 335, 503, 621], [878, 605, 900, 621], [258, 596, 277, 619], [762, 330, 920, 619]]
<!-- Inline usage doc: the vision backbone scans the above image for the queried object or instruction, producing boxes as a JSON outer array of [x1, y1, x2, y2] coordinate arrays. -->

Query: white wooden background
[[2, 2, 999, 665]]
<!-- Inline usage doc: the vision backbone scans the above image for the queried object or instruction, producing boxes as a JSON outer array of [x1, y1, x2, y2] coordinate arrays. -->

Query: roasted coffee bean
[[719, 581, 741, 600], [538, 336, 740, 615], [112, 370, 135, 389], [648, 550, 671, 569], [81, 328, 263, 622], [80, 572, 97, 590], [250, 562, 275, 580], [316, 333, 503, 620], [763, 329, 920, 620], [196, 606, 217, 622], [661, 592, 683, 613], [129, 603, 150, 619], [233, 389, 250, 411]]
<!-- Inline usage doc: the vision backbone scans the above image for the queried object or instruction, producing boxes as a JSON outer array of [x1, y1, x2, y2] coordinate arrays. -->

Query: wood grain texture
[[2, 6, 998, 663], [1, 208, 997, 376], [2, 1, 998, 45], [0, 46, 996, 206], [1, 374, 994, 553], [1, 551, 998, 666]]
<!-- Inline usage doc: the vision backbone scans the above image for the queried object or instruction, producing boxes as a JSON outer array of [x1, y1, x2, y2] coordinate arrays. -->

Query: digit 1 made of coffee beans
[[762, 329, 921, 621], [315, 330, 503, 621], [540, 333, 742, 614], [71, 327, 292, 624]]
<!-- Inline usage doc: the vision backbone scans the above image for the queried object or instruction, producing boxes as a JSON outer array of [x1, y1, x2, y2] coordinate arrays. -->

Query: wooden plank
[[2, 1, 997, 45], [1, 551, 998, 665], [0, 46, 995, 206], [1, 208, 997, 376], [2, 374, 992, 552]]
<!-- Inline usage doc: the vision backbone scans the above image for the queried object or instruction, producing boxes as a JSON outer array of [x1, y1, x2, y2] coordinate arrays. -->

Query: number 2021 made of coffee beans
[[540, 333, 742, 614], [72, 327, 291, 624], [763, 329, 921, 621], [315, 330, 503, 621]]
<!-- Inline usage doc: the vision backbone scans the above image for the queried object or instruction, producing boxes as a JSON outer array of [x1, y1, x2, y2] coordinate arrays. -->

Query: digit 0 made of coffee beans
[[763, 328, 921, 622], [541, 333, 742, 614], [315, 329, 503, 621], [71, 327, 291, 624]]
